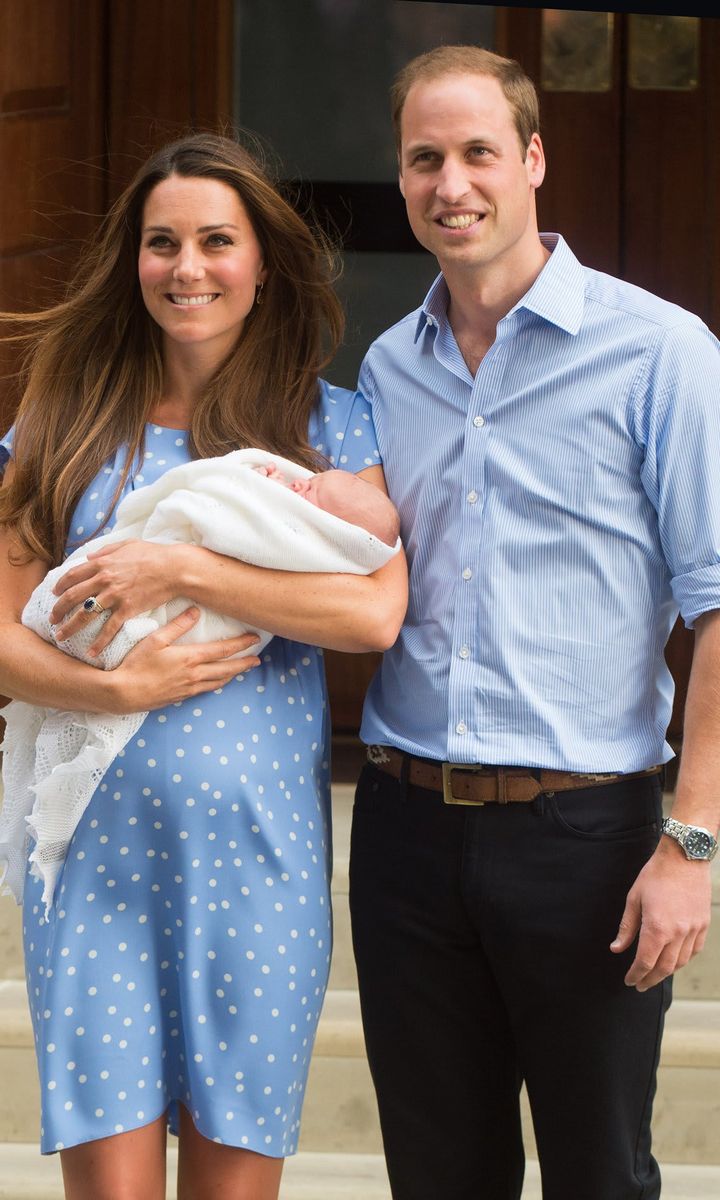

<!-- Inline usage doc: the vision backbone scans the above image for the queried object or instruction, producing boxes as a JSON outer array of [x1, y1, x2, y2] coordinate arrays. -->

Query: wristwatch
[[661, 817, 719, 861]]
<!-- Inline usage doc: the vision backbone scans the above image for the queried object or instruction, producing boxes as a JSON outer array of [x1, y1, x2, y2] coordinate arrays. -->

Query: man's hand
[[610, 837, 712, 991]]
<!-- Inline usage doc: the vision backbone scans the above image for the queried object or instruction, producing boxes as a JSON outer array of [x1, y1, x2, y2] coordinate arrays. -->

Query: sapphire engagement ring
[[83, 596, 105, 615]]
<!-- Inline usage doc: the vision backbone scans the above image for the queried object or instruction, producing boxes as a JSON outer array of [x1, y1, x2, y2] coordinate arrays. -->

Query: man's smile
[[436, 212, 484, 229]]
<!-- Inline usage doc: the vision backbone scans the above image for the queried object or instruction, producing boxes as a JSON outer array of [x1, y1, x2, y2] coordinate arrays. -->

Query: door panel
[[496, 7, 622, 275], [0, 0, 106, 427], [623, 18, 713, 319], [106, 0, 234, 199]]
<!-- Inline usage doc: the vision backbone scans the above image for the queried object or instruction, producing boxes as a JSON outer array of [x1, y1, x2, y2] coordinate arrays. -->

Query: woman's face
[[138, 174, 266, 366]]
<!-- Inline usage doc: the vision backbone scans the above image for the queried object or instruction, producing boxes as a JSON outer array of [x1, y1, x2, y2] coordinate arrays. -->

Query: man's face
[[398, 72, 545, 278]]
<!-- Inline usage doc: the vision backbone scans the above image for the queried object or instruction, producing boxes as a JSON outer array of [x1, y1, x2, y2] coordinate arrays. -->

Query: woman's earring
[[255, 281, 264, 306]]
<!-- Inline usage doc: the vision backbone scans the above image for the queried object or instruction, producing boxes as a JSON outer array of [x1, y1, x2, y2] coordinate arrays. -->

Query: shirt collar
[[512, 234, 585, 334], [413, 273, 450, 342], [414, 233, 585, 344]]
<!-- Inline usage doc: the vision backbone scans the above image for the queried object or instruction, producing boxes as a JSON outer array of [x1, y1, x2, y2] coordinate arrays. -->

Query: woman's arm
[[0, 467, 261, 715], [177, 539, 408, 653], [50, 465, 409, 655]]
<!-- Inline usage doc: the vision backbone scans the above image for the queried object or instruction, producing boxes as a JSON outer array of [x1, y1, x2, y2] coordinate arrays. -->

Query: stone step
[[303, 991, 720, 1165], [0, 1146, 394, 1200], [3, 785, 719, 998], [328, 784, 720, 998], [2, 982, 719, 1164], [1, 1144, 720, 1200], [4, 862, 718, 999]]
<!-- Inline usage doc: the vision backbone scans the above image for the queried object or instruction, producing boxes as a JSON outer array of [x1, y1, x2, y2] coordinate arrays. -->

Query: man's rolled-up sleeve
[[639, 322, 720, 628]]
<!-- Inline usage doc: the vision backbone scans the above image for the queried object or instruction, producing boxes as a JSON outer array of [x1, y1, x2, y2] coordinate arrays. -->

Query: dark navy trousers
[[349, 762, 671, 1200]]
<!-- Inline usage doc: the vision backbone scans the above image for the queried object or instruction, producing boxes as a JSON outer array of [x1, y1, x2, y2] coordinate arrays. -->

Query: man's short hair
[[391, 44, 540, 161]]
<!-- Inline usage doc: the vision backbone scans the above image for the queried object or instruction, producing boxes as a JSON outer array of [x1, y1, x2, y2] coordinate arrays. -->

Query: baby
[[255, 461, 400, 547]]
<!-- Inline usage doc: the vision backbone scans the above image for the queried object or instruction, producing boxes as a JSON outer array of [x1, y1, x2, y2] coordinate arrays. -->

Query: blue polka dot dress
[[2, 382, 381, 1156]]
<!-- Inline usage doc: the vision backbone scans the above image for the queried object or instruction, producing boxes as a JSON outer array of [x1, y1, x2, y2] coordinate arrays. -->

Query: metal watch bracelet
[[661, 817, 719, 862]]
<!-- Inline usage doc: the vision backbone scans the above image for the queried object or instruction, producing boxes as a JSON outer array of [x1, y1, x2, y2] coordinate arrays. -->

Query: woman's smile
[[166, 292, 221, 306]]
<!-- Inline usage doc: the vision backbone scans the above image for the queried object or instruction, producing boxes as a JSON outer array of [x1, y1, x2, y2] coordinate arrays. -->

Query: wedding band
[[83, 596, 105, 615]]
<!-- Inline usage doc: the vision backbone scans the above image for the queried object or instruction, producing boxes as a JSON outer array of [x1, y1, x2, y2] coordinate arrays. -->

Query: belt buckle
[[442, 762, 486, 806]]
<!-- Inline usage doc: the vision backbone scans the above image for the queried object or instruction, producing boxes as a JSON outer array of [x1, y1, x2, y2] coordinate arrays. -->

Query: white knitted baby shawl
[[0, 448, 399, 913]]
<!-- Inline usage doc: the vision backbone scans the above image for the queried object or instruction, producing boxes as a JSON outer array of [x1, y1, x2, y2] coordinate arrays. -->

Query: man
[[349, 44, 720, 1200]]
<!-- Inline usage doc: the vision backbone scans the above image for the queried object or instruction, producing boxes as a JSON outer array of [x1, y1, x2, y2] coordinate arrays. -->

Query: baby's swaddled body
[[0, 448, 400, 912]]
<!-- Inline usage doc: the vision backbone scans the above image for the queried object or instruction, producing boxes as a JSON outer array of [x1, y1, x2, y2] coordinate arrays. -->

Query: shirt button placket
[[452, 393, 487, 757]]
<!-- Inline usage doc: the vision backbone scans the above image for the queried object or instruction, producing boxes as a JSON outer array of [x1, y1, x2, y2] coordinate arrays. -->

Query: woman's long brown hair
[[0, 133, 345, 565]]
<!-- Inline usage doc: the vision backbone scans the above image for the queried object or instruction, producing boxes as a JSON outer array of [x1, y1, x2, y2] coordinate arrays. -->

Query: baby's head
[[295, 470, 400, 546], [258, 462, 400, 546]]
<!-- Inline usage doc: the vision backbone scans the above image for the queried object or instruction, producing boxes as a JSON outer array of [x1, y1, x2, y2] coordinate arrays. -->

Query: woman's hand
[[50, 539, 187, 654], [107, 606, 261, 713]]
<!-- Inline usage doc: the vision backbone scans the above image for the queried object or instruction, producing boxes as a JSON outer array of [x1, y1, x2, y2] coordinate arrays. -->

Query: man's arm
[[611, 607, 720, 990]]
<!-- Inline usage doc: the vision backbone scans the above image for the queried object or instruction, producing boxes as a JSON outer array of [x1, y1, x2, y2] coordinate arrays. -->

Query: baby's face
[[257, 462, 360, 515], [291, 470, 366, 517], [257, 461, 398, 544]]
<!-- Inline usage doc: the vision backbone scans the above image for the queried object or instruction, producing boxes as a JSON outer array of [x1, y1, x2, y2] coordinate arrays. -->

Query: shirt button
[[459, 646, 470, 659], [456, 722, 467, 735], [473, 416, 485, 428], [462, 568, 472, 580], [426, 315, 434, 327], [467, 491, 478, 504]]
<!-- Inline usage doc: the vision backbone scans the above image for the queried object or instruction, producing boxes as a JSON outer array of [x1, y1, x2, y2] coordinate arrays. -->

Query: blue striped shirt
[[359, 234, 720, 772]]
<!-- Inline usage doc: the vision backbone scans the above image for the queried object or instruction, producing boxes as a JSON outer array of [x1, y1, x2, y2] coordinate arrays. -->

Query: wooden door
[[0, 0, 235, 421], [1, 4, 715, 750], [0, 0, 234, 728], [0, 0, 107, 727], [104, 0, 234, 199], [0, 0, 107, 427]]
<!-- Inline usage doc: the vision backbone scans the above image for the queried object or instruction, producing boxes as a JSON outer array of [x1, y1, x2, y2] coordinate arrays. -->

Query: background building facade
[[2, 0, 718, 747]]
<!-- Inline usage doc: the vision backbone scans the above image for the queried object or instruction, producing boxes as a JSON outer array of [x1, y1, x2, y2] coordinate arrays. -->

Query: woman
[[0, 133, 407, 1200]]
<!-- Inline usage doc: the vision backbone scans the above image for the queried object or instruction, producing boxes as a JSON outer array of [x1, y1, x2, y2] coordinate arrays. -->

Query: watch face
[[684, 829, 713, 859]]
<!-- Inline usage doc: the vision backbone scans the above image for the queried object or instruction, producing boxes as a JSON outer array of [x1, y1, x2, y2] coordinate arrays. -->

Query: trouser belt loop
[[398, 751, 410, 802], [497, 766, 507, 804]]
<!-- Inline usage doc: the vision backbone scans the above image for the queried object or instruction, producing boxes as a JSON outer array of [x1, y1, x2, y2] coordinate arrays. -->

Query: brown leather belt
[[366, 746, 663, 806]]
